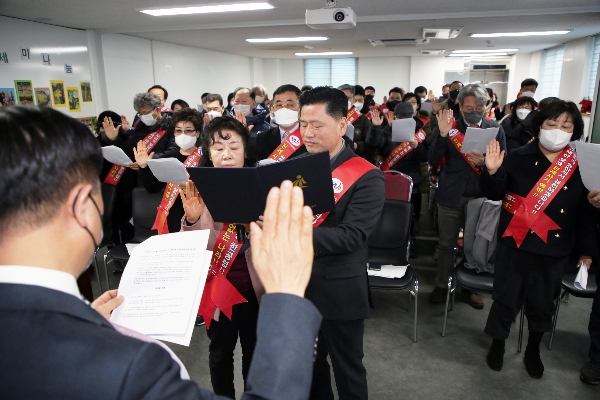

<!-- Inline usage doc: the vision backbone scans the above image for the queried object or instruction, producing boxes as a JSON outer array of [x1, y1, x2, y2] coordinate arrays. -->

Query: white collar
[[0, 265, 82, 300], [279, 123, 299, 140]]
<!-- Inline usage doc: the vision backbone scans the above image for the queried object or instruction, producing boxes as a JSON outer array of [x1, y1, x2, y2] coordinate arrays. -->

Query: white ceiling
[[1, 0, 599, 59]]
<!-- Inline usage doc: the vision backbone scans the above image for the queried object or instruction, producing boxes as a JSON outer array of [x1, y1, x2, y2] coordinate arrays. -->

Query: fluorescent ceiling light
[[449, 53, 508, 57], [471, 31, 570, 38], [30, 46, 88, 53], [138, 2, 275, 16], [452, 49, 518, 53], [247, 37, 328, 43], [295, 52, 353, 56]]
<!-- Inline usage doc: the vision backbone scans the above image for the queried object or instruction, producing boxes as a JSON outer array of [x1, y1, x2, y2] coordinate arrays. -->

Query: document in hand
[[345, 124, 355, 141], [101, 145, 133, 167], [460, 127, 499, 154], [110, 230, 211, 346], [188, 151, 335, 223], [146, 158, 189, 185], [574, 141, 600, 191], [391, 118, 416, 142]]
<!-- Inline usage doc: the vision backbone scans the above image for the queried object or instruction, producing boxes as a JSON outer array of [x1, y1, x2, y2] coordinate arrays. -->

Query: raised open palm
[[436, 109, 454, 136], [180, 180, 205, 224], [485, 139, 504, 175]]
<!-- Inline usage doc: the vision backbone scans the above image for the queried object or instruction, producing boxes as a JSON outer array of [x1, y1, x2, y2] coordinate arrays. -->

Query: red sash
[[347, 107, 362, 125], [268, 125, 303, 162], [447, 121, 481, 175], [313, 157, 377, 227], [380, 129, 426, 171], [103, 129, 167, 186], [501, 145, 577, 247], [198, 223, 247, 329], [151, 148, 202, 234], [419, 117, 430, 127], [379, 105, 390, 115]]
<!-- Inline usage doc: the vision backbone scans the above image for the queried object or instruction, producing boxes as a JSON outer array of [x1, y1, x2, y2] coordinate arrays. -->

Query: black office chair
[[103, 187, 164, 286], [93, 183, 116, 292], [367, 198, 419, 342]]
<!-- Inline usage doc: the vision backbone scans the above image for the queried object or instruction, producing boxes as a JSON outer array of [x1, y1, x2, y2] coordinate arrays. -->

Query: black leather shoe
[[487, 349, 504, 371], [195, 316, 205, 326], [580, 360, 600, 385], [524, 349, 544, 378]]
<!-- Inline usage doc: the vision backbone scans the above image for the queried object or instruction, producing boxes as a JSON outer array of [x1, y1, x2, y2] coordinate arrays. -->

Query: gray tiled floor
[[92, 194, 598, 399]]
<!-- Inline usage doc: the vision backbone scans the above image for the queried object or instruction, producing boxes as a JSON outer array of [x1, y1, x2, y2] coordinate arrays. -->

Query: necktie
[[282, 131, 290, 141]]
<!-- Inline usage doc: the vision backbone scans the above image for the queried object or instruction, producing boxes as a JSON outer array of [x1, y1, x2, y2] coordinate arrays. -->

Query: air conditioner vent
[[420, 49, 446, 55], [422, 28, 462, 39], [369, 38, 430, 47]]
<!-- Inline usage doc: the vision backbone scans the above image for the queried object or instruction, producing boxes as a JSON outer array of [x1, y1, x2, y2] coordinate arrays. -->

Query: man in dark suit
[[256, 84, 307, 161], [428, 84, 506, 308], [299, 87, 385, 400], [0, 106, 321, 400]]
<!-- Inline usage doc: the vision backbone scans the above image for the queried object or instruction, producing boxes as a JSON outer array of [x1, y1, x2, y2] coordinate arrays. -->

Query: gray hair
[[456, 84, 488, 107], [337, 84, 355, 96], [133, 92, 161, 111], [252, 84, 266, 96]]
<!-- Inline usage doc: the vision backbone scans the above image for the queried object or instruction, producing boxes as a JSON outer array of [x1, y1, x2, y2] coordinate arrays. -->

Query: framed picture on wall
[[34, 87, 52, 107], [66, 86, 81, 112], [50, 80, 66, 107], [79, 80, 93, 104], [14, 80, 35, 105], [0, 88, 17, 107]]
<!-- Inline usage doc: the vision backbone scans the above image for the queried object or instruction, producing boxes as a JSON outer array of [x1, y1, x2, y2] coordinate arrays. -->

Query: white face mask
[[230, 101, 235, 107], [521, 91, 535, 99], [412, 104, 418, 117], [208, 110, 222, 119], [353, 102, 364, 111], [516, 108, 531, 120], [175, 134, 197, 150], [234, 104, 252, 116], [539, 128, 572, 152], [139, 111, 157, 126], [420, 97, 425, 103], [274, 108, 299, 127], [348, 101, 352, 110], [255, 95, 265, 104]]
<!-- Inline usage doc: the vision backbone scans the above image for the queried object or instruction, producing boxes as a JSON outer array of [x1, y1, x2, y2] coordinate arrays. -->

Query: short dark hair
[[403, 92, 420, 112], [299, 86, 348, 121], [201, 92, 210, 99], [539, 97, 558, 109], [227, 93, 235, 103], [450, 81, 464, 88], [414, 86, 427, 95], [301, 85, 313, 92], [201, 116, 256, 167], [272, 84, 301, 100], [0, 107, 103, 237], [354, 85, 365, 97], [532, 100, 584, 141], [170, 99, 189, 110], [148, 85, 168, 100], [233, 87, 255, 100], [485, 88, 494, 98], [510, 96, 536, 128], [171, 107, 203, 133], [206, 93, 223, 106], [442, 84, 450, 90], [365, 86, 375, 92], [521, 78, 538, 89], [389, 87, 404, 96]]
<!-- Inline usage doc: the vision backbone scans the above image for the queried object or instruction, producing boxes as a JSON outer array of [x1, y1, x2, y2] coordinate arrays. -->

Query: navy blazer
[[428, 117, 506, 208], [305, 145, 385, 320], [0, 284, 321, 400]]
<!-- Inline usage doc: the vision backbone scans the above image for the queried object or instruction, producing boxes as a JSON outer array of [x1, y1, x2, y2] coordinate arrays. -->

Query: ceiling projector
[[306, 7, 357, 30]]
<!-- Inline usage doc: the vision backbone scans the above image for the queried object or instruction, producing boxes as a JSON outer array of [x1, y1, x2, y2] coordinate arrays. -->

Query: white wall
[[559, 37, 595, 103], [0, 16, 97, 118], [409, 57, 445, 97], [357, 57, 410, 104], [101, 34, 154, 121], [507, 53, 534, 102]]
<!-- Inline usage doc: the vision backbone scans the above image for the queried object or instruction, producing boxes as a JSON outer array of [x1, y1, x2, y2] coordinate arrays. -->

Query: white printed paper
[[460, 127, 499, 154], [574, 263, 589, 290], [367, 264, 407, 279], [111, 231, 210, 341], [125, 243, 139, 255], [391, 119, 416, 142], [574, 142, 600, 191], [257, 158, 277, 166], [101, 145, 132, 167], [146, 158, 189, 185], [345, 124, 355, 141]]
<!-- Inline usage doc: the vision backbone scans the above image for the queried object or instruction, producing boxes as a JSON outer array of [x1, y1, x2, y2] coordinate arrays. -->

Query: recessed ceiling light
[[138, 2, 275, 17], [295, 51, 353, 56], [247, 37, 328, 43], [452, 49, 518, 53], [470, 31, 570, 38], [448, 53, 508, 57]]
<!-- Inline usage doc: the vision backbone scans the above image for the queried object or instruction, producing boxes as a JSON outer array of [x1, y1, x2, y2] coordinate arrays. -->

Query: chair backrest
[[100, 183, 116, 246], [383, 171, 413, 201], [367, 199, 413, 266], [131, 187, 164, 242]]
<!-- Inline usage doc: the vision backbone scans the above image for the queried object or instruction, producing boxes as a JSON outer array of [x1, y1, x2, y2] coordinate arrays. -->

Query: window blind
[[588, 36, 600, 99], [304, 58, 356, 87], [538, 45, 564, 99]]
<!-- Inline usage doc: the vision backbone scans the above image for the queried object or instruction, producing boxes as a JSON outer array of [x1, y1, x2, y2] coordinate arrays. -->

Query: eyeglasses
[[463, 106, 485, 113], [174, 129, 197, 136], [138, 108, 157, 116], [272, 102, 298, 110]]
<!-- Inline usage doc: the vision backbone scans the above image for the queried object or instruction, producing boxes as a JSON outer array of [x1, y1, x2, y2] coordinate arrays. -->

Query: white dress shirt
[[279, 123, 300, 141], [0, 265, 83, 299]]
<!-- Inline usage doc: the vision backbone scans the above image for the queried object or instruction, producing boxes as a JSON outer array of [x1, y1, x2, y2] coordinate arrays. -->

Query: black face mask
[[363, 95, 374, 113], [387, 100, 400, 111], [449, 89, 460, 101]]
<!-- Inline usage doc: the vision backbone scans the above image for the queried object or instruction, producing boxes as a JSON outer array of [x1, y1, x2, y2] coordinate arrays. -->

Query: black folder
[[187, 151, 335, 223]]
